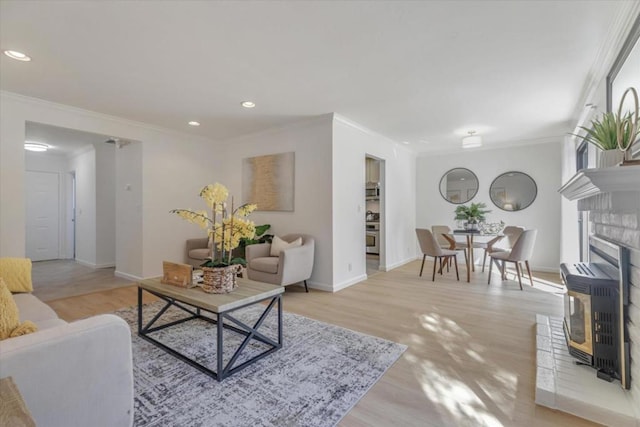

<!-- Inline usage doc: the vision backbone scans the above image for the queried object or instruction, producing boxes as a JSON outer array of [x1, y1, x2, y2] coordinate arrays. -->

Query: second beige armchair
[[246, 234, 315, 292]]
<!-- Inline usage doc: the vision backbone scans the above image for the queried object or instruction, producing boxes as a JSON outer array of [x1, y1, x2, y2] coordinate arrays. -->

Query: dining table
[[452, 229, 503, 283], [452, 229, 480, 282]]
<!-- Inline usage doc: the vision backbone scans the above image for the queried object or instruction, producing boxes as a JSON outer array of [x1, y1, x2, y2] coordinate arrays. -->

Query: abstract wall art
[[242, 152, 295, 211]]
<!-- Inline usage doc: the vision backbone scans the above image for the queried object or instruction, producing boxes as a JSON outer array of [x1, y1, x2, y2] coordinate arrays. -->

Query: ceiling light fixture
[[241, 101, 256, 108], [3, 50, 32, 61], [462, 131, 482, 148], [188, 121, 200, 126], [402, 141, 410, 145], [24, 142, 49, 152]]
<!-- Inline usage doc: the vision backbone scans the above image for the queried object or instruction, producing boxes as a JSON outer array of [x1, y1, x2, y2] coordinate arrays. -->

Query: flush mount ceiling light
[[402, 141, 410, 145], [24, 142, 49, 152], [241, 101, 256, 108], [3, 50, 32, 61], [462, 131, 482, 148], [188, 121, 200, 126]]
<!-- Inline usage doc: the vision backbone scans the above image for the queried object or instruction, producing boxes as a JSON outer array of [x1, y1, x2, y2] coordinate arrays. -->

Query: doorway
[[365, 155, 384, 276], [25, 170, 60, 261]]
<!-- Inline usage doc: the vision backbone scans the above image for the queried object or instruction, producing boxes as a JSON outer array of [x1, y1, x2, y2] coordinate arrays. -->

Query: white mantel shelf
[[559, 165, 640, 201]]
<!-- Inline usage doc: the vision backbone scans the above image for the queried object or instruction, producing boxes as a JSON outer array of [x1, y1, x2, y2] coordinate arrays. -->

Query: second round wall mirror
[[489, 171, 537, 211]]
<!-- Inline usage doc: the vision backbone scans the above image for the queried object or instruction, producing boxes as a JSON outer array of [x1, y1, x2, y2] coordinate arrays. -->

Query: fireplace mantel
[[559, 165, 640, 201]]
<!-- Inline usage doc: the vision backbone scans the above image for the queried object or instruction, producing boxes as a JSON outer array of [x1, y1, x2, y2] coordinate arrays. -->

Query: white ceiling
[[25, 121, 114, 155], [0, 1, 629, 153]]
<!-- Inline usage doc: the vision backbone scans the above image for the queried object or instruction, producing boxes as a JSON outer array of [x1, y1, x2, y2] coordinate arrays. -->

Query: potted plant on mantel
[[454, 202, 491, 231], [572, 111, 639, 168]]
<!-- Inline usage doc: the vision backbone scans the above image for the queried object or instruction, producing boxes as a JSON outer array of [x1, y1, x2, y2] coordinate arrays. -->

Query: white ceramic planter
[[597, 149, 624, 168]]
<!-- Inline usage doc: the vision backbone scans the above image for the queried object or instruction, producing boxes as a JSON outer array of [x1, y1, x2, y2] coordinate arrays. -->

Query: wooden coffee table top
[[138, 277, 283, 313]]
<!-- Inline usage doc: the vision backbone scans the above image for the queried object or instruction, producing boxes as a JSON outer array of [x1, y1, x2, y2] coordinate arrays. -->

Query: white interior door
[[26, 171, 60, 261]]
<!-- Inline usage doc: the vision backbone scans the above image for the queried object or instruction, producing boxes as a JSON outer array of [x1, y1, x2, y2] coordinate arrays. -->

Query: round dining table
[[452, 229, 503, 282]]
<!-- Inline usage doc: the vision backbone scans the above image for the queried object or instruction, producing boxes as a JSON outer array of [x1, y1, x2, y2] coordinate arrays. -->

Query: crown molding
[[416, 135, 563, 157], [0, 90, 214, 144]]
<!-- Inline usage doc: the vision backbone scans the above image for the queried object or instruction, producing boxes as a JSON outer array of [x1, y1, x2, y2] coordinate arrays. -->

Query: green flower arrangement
[[454, 202, 491, 224], [171, 183, 257, 268]]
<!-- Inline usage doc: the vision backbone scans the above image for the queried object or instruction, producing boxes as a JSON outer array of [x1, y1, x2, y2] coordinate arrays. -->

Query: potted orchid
[[171, 183, 256, 293]]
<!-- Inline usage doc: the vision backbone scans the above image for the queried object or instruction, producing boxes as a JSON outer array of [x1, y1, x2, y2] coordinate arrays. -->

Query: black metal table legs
[[138, 287, 283, 381]]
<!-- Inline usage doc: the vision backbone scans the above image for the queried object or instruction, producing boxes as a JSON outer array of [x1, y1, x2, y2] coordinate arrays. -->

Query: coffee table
[[137, 277, 284, 381]]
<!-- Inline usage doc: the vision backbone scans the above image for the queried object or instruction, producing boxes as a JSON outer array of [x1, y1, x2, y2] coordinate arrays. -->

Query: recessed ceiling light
[[24, 142, 49, 152], [188, 121, 200, 126], [402, 141, 410, 145], [460, 178, 465, 181], [241, 101, 256, 108], [4, 50, 31, 61]]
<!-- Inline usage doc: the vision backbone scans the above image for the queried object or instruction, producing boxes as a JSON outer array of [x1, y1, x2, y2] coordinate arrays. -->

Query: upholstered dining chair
[[477, 225, 525, 272], [488, 229, 538, 290], [416, 228, 459, 282], [431, 225, 468, 267]]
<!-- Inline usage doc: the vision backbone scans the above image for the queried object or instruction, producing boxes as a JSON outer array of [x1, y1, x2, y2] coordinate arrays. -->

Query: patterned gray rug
[[115, 301, 406, 427]]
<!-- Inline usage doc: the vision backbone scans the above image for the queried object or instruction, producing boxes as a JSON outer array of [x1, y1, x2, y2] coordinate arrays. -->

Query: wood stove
[[560, 235, 631, 389]]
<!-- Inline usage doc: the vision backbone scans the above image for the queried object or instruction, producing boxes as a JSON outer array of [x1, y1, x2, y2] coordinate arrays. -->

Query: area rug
[[115, 302, 406, 427]]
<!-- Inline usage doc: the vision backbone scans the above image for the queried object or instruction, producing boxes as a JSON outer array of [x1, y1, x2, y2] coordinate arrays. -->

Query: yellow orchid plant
[[171, 183, 257, 267]]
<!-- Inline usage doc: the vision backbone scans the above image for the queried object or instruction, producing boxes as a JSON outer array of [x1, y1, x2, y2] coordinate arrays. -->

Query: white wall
[[95, 142, 116, 267], [333, 115, 417, 289], [213, 114, 417, 292], [68, 147, 96, 266], [115, 141, 143, 278], [215, 115, 334, 289], [0, 92, 215, 279], [417, 141, 562, 271]]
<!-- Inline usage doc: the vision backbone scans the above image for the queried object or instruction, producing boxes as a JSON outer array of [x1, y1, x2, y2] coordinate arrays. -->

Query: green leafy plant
[[233, 224, 274, 261], [454, 202, 491, 223], [572, 111, 638, 151]]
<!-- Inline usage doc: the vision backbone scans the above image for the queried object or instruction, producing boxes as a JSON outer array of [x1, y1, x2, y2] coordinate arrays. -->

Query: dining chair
[[431, 225, 468, 267], [488, 229, 538, 290], [477, 226, 525, 272], [416, 228, 459, 281]]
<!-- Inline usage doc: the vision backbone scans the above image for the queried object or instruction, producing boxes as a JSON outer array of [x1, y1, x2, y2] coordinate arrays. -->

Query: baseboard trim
[[95, 263, 116, 269], [382, 256, 419, 271], [306, 281, 333, 292], [74, 259, 116, 269], [114, 270, 143, 281], [332, 274, 368, 293]]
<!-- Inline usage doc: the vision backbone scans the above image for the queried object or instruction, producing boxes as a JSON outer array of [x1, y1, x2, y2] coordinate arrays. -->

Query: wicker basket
[[201, 265, 241, 294]]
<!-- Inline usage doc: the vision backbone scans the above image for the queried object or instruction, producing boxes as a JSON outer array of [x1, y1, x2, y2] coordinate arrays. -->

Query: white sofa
[[0, 293, 134, 427]]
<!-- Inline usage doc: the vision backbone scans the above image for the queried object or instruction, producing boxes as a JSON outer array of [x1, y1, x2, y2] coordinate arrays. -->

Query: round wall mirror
[[489, 171, 537, 211], [439, 168, 479, 204]]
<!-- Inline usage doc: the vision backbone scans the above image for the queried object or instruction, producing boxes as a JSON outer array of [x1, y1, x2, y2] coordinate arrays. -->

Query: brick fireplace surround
[[536, 166, 640, 426]]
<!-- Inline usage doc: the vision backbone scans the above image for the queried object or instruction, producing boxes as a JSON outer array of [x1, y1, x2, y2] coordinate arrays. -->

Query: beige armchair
[[185, 237, 209, 268], [245, 234, 315, 292]]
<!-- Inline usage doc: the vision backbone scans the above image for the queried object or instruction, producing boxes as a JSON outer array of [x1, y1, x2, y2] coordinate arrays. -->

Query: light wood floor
[[32, 259, 134, 302], [47, 260, 598, 427]]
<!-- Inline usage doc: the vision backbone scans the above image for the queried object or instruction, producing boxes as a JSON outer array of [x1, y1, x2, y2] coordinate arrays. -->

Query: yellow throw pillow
[[0, 258, 33, 293], [270, 236, 303, 257], [0, 277, 38, 340]]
